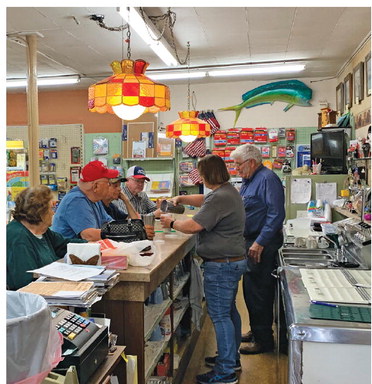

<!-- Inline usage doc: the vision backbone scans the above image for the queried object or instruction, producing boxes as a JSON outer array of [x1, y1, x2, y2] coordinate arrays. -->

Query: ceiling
[[6, 7, 371, 91]]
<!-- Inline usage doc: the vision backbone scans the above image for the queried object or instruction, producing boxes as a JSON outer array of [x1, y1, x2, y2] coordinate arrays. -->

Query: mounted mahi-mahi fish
[[219, 80, 313, 127]]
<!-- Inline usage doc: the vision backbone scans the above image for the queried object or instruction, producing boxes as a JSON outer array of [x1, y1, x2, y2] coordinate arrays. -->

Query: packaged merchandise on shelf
[[49, 138, 58, 148], [286, 128, 296, 141], [212, 148, 225, 159], [286, 145, 295, 158], [268, 128, 279, 142], [278, 146, 287, 157], [226, 128, 240, 145], [179, 175, 194, 187], [213, 130, 227, 146], [179, 161, 195, 173], [254, 127, 268, 142], [261, 146, 271, 158], [224, 146, 236, 162], [240, 128, 255, 144], [278, 127, 286, 138]]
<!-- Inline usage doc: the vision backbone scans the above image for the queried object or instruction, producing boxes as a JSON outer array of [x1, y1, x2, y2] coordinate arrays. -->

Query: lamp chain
[[126, 8, 131, 60], [139, 7, 189, 65]]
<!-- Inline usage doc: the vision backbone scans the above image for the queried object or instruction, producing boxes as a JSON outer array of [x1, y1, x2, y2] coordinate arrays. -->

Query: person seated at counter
[[101, 177, 155, 240], [7, 185, 87, 290], [114, 165, 161, 218], [52, 160, 117, 241]]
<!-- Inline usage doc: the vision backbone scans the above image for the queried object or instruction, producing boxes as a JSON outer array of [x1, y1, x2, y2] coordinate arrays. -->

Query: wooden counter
[[94, 230, 196, 384]]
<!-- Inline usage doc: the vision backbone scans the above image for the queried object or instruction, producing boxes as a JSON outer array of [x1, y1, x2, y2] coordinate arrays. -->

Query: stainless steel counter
[[279, 266, 370, 344], [279, 266, 371, 384]]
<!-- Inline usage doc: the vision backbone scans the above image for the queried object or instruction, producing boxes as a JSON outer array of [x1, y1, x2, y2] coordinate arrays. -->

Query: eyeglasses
[[130, 178, 147, 184], [233, 158, 250, 168]]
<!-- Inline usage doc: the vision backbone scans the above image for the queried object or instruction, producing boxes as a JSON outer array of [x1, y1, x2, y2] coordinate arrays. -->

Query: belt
[[204, 256, 246, 263]]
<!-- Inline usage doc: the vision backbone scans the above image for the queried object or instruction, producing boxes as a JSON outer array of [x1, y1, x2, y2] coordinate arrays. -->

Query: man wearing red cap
[[53, 161, 121, 240]]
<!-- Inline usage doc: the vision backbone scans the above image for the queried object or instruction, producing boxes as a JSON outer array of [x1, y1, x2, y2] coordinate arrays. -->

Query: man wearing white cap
[[116, 165, 161, 217]]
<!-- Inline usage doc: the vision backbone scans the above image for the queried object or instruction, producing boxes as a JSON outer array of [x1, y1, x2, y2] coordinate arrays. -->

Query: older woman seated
[[7, 185, 86, 290]]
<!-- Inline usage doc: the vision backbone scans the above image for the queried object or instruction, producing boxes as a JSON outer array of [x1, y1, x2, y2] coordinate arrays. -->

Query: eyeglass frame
[[128, 177, 148, 184], [233, 158, 251, 168]]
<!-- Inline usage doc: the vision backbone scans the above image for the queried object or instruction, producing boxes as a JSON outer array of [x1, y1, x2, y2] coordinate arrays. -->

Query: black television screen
[[311, 130, 348, 174]]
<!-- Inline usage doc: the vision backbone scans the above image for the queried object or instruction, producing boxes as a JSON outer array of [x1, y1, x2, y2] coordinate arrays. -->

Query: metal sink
[[279, 247, 336, 268]]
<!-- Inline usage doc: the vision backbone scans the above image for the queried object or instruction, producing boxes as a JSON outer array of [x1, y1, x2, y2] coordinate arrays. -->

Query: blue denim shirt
[[240, 164, 285, 246]]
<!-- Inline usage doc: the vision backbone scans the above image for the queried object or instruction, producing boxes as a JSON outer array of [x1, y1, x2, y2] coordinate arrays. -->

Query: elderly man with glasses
[[53, 161, 121, 241], [114, 166, 161, 217], [230, 144, 286, 355]]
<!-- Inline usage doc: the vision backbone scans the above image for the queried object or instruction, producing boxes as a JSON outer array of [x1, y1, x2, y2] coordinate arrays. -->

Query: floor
[[181, 281, 288, 384]]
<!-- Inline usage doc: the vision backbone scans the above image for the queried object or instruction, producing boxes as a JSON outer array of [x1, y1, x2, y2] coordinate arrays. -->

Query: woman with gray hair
[[230, 143, 285, 355], [7, 185, 86, 290]]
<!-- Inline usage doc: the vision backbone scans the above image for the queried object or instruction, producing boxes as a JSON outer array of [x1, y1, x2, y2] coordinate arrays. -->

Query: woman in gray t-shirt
[[160, 155, 246, 384]]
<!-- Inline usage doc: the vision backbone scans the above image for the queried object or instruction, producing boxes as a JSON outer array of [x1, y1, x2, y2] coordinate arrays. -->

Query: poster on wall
[[296, 144, 311, 168]]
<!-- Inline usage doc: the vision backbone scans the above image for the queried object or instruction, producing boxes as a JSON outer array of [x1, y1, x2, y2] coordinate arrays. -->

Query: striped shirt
[[112, 184, 157, 215]]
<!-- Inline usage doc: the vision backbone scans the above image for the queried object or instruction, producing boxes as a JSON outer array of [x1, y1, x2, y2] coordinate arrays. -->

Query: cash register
[[51, 307, 109, 384]]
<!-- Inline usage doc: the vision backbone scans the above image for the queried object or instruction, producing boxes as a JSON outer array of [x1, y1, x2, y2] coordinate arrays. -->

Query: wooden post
[[26, 34, 40, 187]]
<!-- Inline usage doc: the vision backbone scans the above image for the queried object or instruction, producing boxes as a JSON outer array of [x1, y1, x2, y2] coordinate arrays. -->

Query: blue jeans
[[203, 259, 247, 375]]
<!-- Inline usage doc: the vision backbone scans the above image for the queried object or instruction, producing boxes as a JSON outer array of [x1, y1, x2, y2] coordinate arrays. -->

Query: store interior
[[6, 6, 372, 384]]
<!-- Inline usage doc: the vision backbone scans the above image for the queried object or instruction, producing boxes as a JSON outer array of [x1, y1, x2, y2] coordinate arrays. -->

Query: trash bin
[[7, 291, 63, 384]]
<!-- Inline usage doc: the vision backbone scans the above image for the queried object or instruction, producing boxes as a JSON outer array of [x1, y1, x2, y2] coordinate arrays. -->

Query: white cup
[[161, 213, 173, 233]]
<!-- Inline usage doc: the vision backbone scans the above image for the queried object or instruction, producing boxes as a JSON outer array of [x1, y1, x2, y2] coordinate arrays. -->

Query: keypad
[[55, 313, 90, 340]]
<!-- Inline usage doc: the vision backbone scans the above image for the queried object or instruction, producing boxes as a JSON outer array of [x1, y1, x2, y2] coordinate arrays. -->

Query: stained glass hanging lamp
[[88, 12, 170, 121], [166, 43, 211, 142]]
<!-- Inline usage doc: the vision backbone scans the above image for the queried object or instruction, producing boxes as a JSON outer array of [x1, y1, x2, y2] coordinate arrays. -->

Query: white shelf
[[144, 298, 172, 342]]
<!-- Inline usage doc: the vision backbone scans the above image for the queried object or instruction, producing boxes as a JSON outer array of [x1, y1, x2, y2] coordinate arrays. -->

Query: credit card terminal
[[50, 307, 109, 384]]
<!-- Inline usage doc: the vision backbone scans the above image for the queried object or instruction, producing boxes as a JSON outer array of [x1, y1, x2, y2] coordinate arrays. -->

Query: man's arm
[[80, 228, 102, 241], [119, 191, 140, 219]]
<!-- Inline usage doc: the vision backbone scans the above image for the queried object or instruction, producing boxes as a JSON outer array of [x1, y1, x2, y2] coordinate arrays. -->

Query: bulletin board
[[6, 124, 84, 183], [122, 122, 157, 158]]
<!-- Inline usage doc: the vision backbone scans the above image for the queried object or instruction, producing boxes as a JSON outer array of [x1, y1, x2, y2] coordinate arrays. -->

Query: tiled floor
[[181, 281, 288, 384]]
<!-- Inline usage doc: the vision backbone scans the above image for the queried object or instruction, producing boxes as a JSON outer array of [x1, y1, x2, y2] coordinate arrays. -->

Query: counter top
[[279, 266, 370, 345]]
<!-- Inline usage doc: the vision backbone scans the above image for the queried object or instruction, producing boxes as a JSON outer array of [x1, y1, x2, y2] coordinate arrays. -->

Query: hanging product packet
[[240, 128, 255, 144], [268, 128, 279, 142], [286, 128, 296, 141]]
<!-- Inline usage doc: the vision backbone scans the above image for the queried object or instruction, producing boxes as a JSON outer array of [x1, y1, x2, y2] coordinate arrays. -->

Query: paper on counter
[[290, 178, 311, 204], [28, 261, 105, 281], [300, 269, 370, 304]]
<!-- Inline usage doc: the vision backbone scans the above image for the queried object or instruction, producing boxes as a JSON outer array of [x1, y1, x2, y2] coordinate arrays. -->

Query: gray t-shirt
[[192, 183, 246, 260]]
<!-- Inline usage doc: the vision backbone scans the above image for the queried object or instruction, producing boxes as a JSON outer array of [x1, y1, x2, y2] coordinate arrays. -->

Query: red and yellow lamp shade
[[166, 110, 211, 142], [88, 59, 170, 120]]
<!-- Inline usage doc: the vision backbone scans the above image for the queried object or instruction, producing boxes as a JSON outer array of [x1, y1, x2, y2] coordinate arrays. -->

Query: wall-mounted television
[[310, 129, 348, 174]]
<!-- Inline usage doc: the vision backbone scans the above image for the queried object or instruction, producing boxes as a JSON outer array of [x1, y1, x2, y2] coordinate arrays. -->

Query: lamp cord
[[126, 8, 131, 60], [187, 42, 190, 110]]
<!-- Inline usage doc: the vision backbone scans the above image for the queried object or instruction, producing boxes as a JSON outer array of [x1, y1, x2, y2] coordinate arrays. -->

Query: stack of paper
[[18, 281, 100, 307], [300, 269, 371, 305]]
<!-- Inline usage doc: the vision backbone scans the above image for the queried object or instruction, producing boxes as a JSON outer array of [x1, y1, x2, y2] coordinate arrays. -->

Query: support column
[[26, 34, 40, 187]]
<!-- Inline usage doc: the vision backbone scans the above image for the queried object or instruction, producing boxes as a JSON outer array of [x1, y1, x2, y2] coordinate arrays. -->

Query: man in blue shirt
[[53, 161, 119, 241], [230, 144, 285, 355]]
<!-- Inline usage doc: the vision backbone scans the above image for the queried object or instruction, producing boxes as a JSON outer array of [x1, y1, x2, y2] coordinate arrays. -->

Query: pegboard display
[[6, 124, 84, 186]]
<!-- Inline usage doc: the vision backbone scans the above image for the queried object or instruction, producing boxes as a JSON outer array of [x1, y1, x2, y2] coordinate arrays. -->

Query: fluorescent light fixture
[[7, 76, 80, 88], [118, 7, 178, 67], [148, 71, 206, 81], [209, 64, 305, 77]]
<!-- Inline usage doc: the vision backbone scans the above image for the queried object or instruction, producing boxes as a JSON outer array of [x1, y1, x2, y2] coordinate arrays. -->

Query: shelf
[[173, 298, 190, 331], [144, 298, 172, 342], [334, 207, 363, 221], [145, 339, 169, 381], [173, 272, 190, 300]]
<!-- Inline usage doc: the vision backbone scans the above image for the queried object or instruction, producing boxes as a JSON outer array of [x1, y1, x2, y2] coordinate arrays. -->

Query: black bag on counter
[[101, 219, 147, 243]]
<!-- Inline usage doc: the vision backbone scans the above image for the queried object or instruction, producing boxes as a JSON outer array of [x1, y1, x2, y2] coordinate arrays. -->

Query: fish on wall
[[219, 80, 313, 127]]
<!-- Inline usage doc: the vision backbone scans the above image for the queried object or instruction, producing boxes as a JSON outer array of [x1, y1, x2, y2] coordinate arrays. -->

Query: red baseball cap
[[80, 161, 119, 182]]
